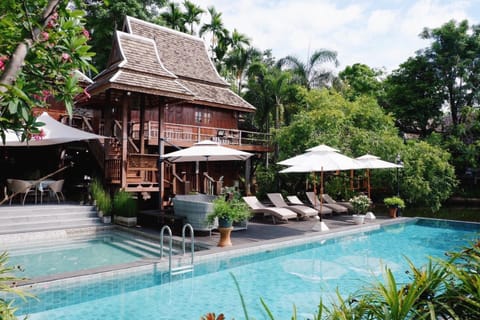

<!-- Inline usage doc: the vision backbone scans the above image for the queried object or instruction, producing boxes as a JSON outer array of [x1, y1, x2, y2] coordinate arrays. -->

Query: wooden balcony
[[131, 121, 272, 152]]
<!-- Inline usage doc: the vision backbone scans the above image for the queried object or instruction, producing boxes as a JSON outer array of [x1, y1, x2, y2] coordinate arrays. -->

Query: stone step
[[0, 219, 104, 235], [0, 204, 96, 217], [0, 204, 103, 236]]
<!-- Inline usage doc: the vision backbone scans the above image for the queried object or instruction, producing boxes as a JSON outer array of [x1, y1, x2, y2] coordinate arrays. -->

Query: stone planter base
[[114, 216, 137, 227], [352, 214, 365, 225]]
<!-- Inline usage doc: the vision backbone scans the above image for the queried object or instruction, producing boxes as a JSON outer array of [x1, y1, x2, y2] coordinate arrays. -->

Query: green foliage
[[113, 190, 137, 217], [383, 196, 405, 208], [90, 179, 112, 216], [339, 63, 384, 101], [400, 141, 458, 211], [0, 1, 95, 139], [0, 252, 34, 320], [349, 194, 371, 214], [206, 197, 252, 224], [273, 89, 456, 211]]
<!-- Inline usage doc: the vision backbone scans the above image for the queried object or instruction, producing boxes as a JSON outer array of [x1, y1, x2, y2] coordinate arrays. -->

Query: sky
[[195, 0, 480, 72]]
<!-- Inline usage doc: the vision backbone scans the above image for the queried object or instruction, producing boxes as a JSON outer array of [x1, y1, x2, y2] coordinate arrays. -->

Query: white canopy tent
[[3, 112, 106, 147]]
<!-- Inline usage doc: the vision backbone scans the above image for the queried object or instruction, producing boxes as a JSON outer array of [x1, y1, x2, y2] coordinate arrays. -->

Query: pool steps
[[0, 204, 103, 235]]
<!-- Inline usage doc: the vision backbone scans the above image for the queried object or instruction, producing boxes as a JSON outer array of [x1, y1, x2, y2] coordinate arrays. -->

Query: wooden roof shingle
[[124, 16, 255, 112], [88, 31, 194, 100]]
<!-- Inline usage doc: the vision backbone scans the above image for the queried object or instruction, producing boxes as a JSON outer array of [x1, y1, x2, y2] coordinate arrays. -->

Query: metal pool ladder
[[160, 224, 195, 278]]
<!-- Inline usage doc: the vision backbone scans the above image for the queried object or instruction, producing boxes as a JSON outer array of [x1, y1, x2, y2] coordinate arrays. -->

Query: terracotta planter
[[217, 227, 233, 247], [388, 207, 398, 218]]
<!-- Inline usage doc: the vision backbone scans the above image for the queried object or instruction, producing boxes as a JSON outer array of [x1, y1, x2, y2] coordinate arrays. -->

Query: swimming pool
[[6, 230, 162, 279], [16, 219, 480, 319]]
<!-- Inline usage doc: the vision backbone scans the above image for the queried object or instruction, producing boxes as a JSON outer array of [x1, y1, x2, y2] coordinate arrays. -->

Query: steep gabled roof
[[88, 31, 194, 100], [124, 16, 255, 112]]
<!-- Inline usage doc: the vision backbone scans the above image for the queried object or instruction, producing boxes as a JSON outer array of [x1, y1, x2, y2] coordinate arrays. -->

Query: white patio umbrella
[[161, 140, 253, 162], [355, 154, 403, 198], [278, 144, 362, 231], [161, 140, 253, 193], [3, 112, 106, 146]]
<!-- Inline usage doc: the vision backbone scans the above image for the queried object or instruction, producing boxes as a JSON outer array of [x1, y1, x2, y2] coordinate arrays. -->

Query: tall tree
[[159, 1, 186, 32], [182, 0, 203, 35], [277, 49, 339, 90], [420, 19, 480, 127], [84, 0, 165, 71], [383, 56, 444, 137], [0, 0, 95, 140], [338, 63, 383, 101]]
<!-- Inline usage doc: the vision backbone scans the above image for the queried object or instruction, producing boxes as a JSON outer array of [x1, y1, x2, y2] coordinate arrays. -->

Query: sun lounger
[[305, 192, 347, 214], [267, 193, 319, 219], [287, 195, 333, 216], [321, 193, 354, 212], [242, 196, 297, 224]]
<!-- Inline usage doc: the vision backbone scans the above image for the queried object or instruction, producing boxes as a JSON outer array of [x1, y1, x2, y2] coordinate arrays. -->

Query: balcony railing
[[132, 121, 270, 148]]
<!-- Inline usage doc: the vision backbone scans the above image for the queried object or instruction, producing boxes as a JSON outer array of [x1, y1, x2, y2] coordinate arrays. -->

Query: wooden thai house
[[67, 16, 270, 206]]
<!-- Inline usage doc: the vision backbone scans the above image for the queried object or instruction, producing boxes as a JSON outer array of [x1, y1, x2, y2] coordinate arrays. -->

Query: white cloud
[[195, 0, 480, 71]]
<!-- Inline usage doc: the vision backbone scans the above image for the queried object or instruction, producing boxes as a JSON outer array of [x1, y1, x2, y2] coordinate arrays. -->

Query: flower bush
[[349, 194, 371, 214]]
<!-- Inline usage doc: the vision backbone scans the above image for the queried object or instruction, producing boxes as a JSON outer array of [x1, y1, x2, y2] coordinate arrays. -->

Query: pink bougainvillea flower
[[0, 56, 8, 71], [61, 53, 71, 62], [82, 29, 90, 40], [40, 31, 49, 41], [83, 88, 91, 99], [33, 129, 46, 140]]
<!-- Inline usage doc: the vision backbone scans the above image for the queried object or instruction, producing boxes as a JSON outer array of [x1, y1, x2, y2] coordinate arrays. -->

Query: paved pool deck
[[131, 213, 410, 259]]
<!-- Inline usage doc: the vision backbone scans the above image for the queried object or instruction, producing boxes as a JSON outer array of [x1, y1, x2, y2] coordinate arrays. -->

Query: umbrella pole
[[312, 167, 329, 232], [367, 168, 371, 199]]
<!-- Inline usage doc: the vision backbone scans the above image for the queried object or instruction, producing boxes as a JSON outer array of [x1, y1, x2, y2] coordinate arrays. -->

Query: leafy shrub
[[113, 190, 137, 217], [207, 197, 252, 224], [383, 196, 405, 208], [89, 179, 111, 216]]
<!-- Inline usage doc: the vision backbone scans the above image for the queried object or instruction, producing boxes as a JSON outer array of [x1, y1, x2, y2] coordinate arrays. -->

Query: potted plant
[[90, 179, 112, 223], [383, 196, 405, 218], [349, 194, 371, 224], [113, 190, 137, 227], [206, 195, 252, 247]]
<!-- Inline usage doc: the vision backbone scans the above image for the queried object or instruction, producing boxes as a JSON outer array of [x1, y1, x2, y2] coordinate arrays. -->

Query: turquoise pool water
[[17, 219, 480, 319], [7, 231, 159, 278]]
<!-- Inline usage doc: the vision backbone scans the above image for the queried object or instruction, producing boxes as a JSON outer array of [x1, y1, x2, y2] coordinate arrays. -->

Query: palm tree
[[277, 49, 339, 90], [160, 1, 186, 32], [182, 0, 203, 35], [199, 6, 228, 60], [230, 29, 250, 51], [224, 47, 261, 94]]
